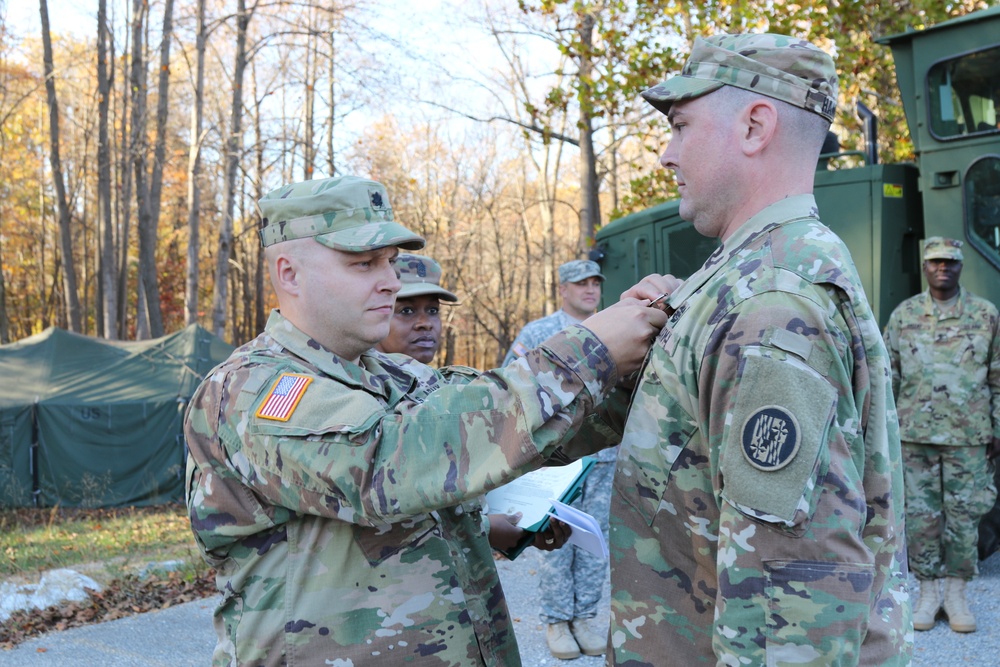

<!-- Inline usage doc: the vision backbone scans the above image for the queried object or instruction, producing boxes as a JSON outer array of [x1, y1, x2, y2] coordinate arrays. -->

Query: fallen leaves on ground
[[0, 568, 216, 650]]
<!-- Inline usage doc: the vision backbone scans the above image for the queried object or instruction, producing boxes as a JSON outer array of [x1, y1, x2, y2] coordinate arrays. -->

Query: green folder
[[484, 456, 596, 560]]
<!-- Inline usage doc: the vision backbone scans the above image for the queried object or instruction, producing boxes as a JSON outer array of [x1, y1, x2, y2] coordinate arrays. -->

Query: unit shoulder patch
[[740, 405, 800, 471]]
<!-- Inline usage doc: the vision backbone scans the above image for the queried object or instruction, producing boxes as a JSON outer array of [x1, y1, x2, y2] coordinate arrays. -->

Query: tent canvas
[[0, 324, 233, 508]]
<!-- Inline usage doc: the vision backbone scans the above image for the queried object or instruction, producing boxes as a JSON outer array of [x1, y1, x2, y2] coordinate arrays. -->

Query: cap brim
[[564, 272, 606, 283], [314, 221, 425, 252], [396, 284, 459, 302], [923, 253, 963, 261], [641, 77, 725, 116]]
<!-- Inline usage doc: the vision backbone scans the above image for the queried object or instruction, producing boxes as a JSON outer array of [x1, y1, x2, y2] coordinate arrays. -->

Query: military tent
[[0, 324, 233, 508]]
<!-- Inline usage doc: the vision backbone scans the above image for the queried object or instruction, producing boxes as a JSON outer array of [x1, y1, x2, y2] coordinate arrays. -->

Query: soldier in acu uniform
[[883, 236, 1000, 633], [504, 259, 615, 660], [183, 175, 667, 667], [608, 34, 912, 665]]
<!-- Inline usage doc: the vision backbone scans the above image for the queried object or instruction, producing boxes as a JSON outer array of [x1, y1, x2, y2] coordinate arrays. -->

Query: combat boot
[[912, 579, 941, 631], [570, 616, 607, 656], [942, 577, 976, 632], [546, 621, 581, 659]]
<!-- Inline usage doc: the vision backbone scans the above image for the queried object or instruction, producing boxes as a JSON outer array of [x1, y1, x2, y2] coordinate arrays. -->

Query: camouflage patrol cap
[[558, 259, 605, 284], [396, 253, 458, 302], [257, 175, 425, 251], [642, 33, 839, 121], [923, 236, 964, 261]]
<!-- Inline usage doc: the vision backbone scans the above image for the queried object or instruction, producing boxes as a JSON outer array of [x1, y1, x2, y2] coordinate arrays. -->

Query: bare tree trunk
[[608, 127, 619, 213], [96, 0, 117, 339], [39, 0, 82, 333], [130, 0, 163, 338], [0, 233, 8, 343], [185, 0, 206, 327], [303, 9, 316, 181], [326, 29, 335, 175], [136, 273, 149, 338], [148, 0, 175, 229], [577, 11, 600, 254], [0, 42, 11, 342], [211, 0, 257, 339], [117, 27, 133, 337], [251, 63, 266, 335]]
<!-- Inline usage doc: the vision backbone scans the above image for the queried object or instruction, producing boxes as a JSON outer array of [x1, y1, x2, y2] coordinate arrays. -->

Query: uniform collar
[[555, 309, 587, 324], [920, 286, 967, 319], [667, 194, 820, 309], [264, 310, 415, 401]]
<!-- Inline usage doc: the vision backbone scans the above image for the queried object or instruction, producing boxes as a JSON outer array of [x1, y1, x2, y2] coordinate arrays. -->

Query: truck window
[[927, 45, 1000, 139], [966, 157, 1000, 270]]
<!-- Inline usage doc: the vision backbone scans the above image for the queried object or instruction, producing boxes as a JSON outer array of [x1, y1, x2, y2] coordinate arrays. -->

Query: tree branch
[[420, 100, 579, 147]]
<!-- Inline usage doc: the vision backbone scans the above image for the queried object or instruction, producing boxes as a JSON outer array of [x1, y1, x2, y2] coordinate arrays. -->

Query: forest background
[[0, 0, 992, 369]]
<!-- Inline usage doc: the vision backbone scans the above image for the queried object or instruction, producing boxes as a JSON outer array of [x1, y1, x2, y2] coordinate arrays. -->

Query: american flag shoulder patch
[[255, 373, 313, 422], [512, 342, 528, 358]]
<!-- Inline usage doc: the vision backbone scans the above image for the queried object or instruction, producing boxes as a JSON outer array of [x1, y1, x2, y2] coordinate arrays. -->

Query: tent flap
[[0, 325, 233, 508], [0, 406, 35, 506], [37, 401, 185, 507]]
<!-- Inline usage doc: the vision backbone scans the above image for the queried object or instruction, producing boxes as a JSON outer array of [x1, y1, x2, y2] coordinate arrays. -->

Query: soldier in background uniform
[[183, 175, 667, 667], [503, 259, 604, 366], [503, 259, 614, 660], [374, 252, 459, 364], [375, 252, 569, 554], [883, 236, 1000, 633], [608, 34, 912, 665]]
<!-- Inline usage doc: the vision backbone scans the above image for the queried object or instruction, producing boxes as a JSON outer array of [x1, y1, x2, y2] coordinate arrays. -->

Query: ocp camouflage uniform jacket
[[504, 309, 618, 463], [883, 287, 1000, 446], [185, 310, 625, 667], [609, 195, 912, 666]]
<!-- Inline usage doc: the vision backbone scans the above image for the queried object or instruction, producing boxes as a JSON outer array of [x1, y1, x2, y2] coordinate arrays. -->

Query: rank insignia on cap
[[256, 373, 313, 422], [740, 406, 800, 471]]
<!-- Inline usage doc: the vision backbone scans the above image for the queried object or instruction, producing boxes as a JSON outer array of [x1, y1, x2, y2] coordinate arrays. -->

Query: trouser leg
[[941, 445, 996, 580], [903, 443, 944, 580]]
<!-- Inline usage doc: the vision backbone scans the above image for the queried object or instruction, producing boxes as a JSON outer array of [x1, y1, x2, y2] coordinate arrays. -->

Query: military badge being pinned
[[256, 373, 313, 421]]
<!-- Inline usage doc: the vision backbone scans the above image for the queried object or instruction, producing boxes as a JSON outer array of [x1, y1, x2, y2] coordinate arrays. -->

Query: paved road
[[1, 548, 998, 665]]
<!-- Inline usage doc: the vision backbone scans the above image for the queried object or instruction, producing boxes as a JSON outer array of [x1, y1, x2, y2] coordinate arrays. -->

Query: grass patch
[[0, 504, 217, 649], [0, 504, 204, 581]]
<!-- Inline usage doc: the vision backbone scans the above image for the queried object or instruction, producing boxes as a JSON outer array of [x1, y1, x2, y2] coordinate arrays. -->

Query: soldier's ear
[[741, 99, 777, 157], [273, 254, 303, 296]]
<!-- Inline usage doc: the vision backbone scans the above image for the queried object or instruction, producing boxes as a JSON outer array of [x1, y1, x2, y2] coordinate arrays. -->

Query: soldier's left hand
[[988, 436, 1000, 461], [533, 518, 571, 551]]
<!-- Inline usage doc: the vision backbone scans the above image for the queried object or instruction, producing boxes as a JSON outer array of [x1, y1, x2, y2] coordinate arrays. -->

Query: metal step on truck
[[594, 6, 1000, 557]]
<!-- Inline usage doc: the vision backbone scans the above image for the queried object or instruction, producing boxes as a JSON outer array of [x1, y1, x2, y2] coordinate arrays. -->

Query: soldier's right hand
[[621, 273, 683, 309], [583, 298, 668, 375]]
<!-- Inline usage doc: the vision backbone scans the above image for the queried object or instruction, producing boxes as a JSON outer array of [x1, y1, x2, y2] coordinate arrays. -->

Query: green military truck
[[594, 6, 1000, 555]]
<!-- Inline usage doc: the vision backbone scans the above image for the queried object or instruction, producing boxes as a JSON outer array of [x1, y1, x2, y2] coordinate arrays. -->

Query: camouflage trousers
[[538, 460, 614, 624], [903, 442, 997, 580]]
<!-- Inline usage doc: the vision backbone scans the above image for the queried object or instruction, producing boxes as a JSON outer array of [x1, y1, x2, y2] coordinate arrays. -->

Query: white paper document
[[547, 498, 608, 560], [485, 458, 589, 531]]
